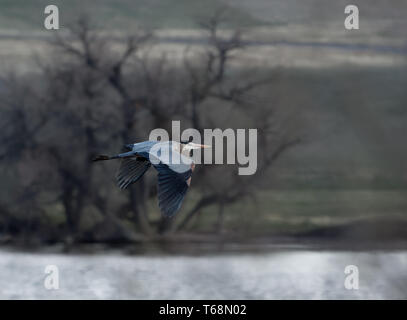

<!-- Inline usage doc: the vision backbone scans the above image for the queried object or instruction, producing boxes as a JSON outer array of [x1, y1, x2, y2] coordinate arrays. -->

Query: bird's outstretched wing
[[117, 141, 193, 217], [116, 157, 151, 189], [155, 163, 192, 218]]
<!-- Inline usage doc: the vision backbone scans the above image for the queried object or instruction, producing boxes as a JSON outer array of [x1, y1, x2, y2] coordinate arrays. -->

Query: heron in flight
[[92, 140, 210, 217]]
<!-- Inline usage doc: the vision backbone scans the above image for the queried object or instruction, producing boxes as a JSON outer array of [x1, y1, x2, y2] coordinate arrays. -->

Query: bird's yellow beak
[[200, 144, 211, 149]]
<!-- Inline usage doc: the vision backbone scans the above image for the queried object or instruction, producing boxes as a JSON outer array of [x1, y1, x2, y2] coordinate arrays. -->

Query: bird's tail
[[91, 154, 112, 162]]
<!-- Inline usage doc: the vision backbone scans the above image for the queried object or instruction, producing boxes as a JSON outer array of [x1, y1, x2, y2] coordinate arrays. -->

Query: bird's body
[[92, 140, 209, 217]]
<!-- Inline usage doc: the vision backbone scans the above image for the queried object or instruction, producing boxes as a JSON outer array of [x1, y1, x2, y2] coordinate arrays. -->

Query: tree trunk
[[129, 186, 153, 236], [215, 203, 225, 234]]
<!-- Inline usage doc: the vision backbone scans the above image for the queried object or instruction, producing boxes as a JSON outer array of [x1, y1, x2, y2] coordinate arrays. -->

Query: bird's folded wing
[[116, 157, 151, 189], [156, 165, 191, 218]]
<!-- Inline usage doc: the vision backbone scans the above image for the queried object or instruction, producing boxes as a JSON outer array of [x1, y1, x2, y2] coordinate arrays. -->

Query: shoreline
[[2, 234, 407, 256]]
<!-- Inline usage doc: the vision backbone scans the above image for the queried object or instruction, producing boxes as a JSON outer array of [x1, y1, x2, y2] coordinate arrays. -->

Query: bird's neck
[[180, 145, 191, 157]]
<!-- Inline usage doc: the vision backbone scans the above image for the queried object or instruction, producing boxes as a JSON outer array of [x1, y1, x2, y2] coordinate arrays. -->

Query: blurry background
[[0, 0, 406, 299]]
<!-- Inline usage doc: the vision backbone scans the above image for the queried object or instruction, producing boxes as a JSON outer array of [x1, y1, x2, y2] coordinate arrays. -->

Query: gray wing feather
[[116, 157, 151, 189], [156, 165, 191, 217]]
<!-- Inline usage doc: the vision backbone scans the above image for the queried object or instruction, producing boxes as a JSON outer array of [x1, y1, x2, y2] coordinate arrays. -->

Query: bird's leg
[[92, 151, 137, 162], [91, 154, 120, 162]]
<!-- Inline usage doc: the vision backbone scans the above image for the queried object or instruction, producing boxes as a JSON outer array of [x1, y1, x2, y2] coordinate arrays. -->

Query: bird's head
[[182, 142, 211, 150], [179, 140, 211, 157]]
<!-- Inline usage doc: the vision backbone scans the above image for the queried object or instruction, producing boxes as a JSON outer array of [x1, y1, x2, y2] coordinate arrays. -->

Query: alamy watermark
[[44, 265, 59, 290], [344, 5, 359, 30], [149, 121, 258, 175], [344, 265, 359, 290], [44, 5, 59, 30]]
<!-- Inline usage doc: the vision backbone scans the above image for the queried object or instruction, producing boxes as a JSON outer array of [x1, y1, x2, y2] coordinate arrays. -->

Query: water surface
[[0, 249, 406, 299]]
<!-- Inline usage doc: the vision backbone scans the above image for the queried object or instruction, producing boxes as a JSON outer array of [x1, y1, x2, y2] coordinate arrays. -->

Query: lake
[[0, 249, 406, 299]]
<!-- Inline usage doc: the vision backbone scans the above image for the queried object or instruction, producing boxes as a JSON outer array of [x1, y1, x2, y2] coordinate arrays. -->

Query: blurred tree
[[0, 11, 301, 243]]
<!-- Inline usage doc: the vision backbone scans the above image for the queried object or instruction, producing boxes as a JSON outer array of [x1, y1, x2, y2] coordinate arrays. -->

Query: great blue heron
[[92, 140, 210, 217]]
